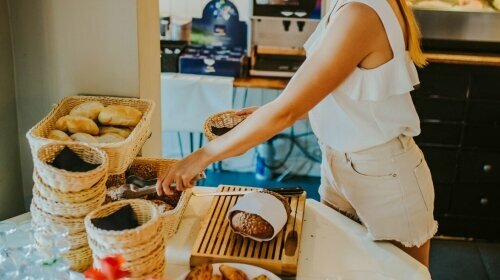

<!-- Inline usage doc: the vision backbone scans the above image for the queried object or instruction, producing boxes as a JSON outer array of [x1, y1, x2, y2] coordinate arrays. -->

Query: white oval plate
[[176, 263, 281, 280]]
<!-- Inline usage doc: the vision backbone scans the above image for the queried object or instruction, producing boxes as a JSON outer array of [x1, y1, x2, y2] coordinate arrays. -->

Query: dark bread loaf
[[230, 211, 274, 239]]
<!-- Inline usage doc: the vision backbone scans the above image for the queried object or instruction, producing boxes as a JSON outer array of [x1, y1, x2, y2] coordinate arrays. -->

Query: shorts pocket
[[414, 154, 435, 211], [348, 158, 398, 179]]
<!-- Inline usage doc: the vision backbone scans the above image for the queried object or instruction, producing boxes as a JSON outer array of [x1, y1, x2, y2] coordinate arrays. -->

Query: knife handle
[[265, 186, 304, 195]]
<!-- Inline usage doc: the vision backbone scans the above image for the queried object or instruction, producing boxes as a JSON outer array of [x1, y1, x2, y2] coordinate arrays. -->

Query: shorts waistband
[[326, 135, 416, 161]]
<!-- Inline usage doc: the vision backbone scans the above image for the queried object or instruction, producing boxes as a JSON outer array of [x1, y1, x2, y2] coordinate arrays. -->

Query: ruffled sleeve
[[336, 53, 420, 102]]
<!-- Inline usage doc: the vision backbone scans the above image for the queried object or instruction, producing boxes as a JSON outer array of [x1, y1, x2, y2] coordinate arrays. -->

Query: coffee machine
[[249, 0, 324, 78]]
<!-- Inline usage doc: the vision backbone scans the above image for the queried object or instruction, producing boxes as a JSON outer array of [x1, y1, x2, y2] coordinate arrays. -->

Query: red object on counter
[[84, 255, 131, 280]]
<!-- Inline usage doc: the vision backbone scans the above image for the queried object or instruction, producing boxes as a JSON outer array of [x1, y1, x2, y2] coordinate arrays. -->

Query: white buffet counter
[[5, 187, 431, 279]]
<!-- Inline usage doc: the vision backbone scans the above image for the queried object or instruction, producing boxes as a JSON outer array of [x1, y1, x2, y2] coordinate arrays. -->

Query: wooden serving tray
[[190, 185, 306, 276]]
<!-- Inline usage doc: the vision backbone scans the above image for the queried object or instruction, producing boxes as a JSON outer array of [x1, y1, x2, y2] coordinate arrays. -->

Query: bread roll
[[69, 101, 104, 120], [70, 133, 98, 144], [253, 275, 270, 280], [96, 133, 125, 143], [98, 105, 142, 126], [219, 264, 248, 280], [230, 211, 274, 239], [185, 263, 213, 280], [47, 130, 72, 141], [99, 126, 132, 138], [55, 115, 99, 135]]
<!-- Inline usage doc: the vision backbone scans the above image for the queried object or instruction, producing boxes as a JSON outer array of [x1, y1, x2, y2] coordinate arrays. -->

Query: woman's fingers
[[162, 171, 175, 195], [156, 175, 165, 196], [235, 106, 258, 116], [181, 175, 195, 191], [175, 175, 185, 192]]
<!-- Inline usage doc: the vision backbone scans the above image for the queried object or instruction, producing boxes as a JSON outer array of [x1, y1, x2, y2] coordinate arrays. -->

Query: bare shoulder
[[334, 2, 382, 28]]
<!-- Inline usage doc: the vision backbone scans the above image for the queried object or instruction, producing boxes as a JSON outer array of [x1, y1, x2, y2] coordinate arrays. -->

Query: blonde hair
[[395, 0, 427, 67]]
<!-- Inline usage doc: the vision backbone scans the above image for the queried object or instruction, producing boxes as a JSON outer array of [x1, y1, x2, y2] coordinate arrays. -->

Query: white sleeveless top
[[304, 0, 421, 152]]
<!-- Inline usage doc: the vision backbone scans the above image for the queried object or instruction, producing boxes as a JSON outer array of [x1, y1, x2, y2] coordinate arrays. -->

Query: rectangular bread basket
[[26, 95, 155, 174], [123, 157, 192, 239]]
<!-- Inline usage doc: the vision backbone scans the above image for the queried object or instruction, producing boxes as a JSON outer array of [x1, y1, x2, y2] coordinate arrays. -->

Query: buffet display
[[20, 95, 308, 278]]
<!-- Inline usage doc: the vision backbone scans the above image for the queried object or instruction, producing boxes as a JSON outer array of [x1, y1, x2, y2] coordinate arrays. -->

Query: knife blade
[[192, 187, 305, 197]]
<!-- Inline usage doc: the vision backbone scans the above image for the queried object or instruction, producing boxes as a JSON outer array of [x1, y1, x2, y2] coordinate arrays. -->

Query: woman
[[157, 0, 437, 267]]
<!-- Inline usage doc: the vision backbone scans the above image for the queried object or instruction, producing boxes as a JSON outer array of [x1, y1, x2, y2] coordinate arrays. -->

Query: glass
[[0, 221, 17, 251], [34, 223, 71, 280], [0, 221, 18, 279]]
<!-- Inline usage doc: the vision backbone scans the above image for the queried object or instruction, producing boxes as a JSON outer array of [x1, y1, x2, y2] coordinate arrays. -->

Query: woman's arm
[[157, 3, 384, 194], [236, 106, 308, 120]]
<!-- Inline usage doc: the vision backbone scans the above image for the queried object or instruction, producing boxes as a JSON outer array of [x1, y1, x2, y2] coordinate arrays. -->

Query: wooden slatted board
[[190, 185, 306, 276]]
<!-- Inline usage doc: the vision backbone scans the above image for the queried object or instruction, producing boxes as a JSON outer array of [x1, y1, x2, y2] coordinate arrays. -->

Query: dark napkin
[[49, 146, 100, 172], [211, 124, 240, 136], [91, 204, 140, 231]]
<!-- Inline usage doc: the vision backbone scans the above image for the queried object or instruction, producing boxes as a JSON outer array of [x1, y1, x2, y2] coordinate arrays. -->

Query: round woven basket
[[132, 258, 166, 279], [30, 201, 86, 234], [34, 142, 108, 192], [34, 228, 87, 249], [118, 244, 165, 277], [84, 199, 162, 248], [33, 170, 107, 204], [64, 245, 93, 272], [91, 244, 166, 278], [203, 110, 247, 141], [87, 227, 164, 262], [32, 186, 105, 218]]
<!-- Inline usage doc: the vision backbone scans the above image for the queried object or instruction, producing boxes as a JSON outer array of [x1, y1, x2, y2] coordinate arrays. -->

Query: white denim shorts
[[319, 135, 438, 247]]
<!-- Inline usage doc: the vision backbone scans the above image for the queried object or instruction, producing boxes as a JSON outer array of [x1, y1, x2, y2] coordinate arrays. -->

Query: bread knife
[[192, 187, 304, 197]]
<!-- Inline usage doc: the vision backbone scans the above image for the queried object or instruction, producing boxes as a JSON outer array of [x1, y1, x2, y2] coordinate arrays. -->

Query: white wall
[[8, 0, 144, 204], [0, 0, 25, 219]]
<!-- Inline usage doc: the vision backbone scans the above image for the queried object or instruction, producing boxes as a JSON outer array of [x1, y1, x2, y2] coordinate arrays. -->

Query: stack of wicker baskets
[[30, 142, 108, 272], [85, 199, 166, 278]]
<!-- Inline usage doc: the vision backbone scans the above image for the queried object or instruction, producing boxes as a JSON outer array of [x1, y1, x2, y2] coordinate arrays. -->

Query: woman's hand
[[156, 149, 211, 195], [235, 106, 259, 116]]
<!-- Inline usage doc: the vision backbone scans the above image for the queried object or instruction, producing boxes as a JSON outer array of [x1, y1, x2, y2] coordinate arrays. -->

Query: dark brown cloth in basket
[[211, 123, 239, 136], [91, 204, 139, 231], [50, 146, 100, 172]]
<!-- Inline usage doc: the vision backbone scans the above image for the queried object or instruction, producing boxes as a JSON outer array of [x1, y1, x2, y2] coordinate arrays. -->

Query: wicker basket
[[84, 199, 162, 248], [34, 228, 87, 249], [34, 142, 108, 192], [33, 186, 106, 218], [106, 172, 126, 188], [26, 95, 155, 174], [91, 256, 165, 280], [33, 170, 107, 204], [87, 227, 164, 262], [203, 110, 247, 141], [30, 201, 86, 234], [93, 245, 165, 279], [126, 157, 193, 239], [64, 245, 93, 272]]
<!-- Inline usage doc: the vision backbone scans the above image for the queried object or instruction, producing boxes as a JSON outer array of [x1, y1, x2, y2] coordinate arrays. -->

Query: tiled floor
[[201, 170, 500, 280]]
